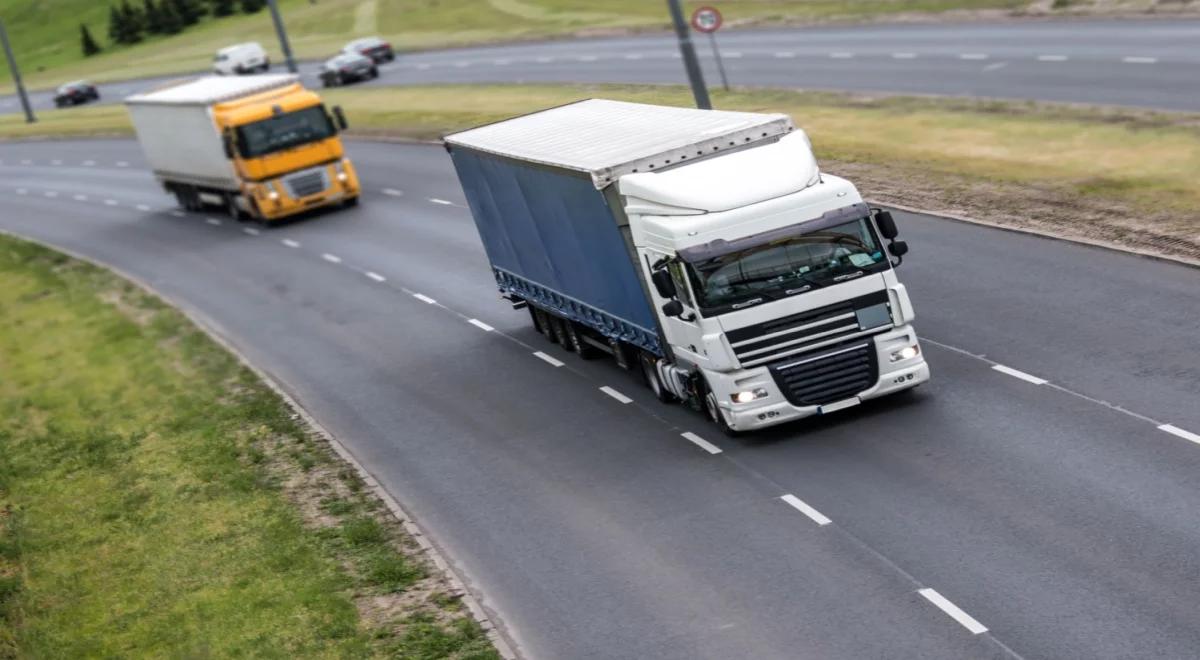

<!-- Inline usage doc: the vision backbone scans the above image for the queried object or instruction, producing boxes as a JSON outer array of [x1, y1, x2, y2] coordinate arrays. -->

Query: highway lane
[[2, 139, 1200, 658], [4, 19, 1200, 114]]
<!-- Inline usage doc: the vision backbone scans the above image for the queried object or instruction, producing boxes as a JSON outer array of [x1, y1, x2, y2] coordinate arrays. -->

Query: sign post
[[0, 19, 35, 124], [666, 0, 711, 110], [691, 6, 728, 92]]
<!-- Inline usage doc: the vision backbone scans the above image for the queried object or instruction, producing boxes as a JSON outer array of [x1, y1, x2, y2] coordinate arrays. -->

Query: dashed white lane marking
[[83, 160, 95, 166], [982, 62, 1008, 72], [416, 63, 431, 70], [205, 217, 221, 225], [774, 51, 796, 58], [135, 204, 151, 211], [992, 364, 1047, 385], [536, 56, 553, 63], [381, 188, 404, 197], [681, 431, 722, 455], [1037, 55, 1068, 62], [428, 198, 453, 205], [892, 52, 917, 59], [493, 58, 511, 65], [959, 53, 988, 60], [781, 494, 832, 526], [104, 199, 119, 206], [724, 51, 743, 58], [1159, 424, 1200, 445], [829, 52, 854, 59], [43, 191, 58, 198], [1123, 56, 1158, 64], [73, 194, 87, 201], [600, 386, 633, 404], [321, 253, 342, 263], [577, 55, 597, 62], [243, 227, 260, 236], [116, 161, 129, 167], [413, 293, 437, 304], [365, 271, 386, 283], [454, 61, 469, 68], [51, 159, 62, 165], [918, 588, 989, 634], [15, 188, 26, 194], [171, 210, 185, 217], [19, 159, 31, 165], [533, 351, 564, 367], [624, 53, 643, 60], [282, 238, 300, 248], [468, 318, 495, 332]]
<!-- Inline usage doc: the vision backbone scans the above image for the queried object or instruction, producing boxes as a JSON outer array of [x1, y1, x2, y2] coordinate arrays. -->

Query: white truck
[[445, 100, 929, 434]]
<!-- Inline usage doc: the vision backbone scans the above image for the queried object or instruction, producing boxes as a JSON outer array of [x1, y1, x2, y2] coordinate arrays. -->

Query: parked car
[[342, 36, 394, 63], [319, 53, 378, 87], [213, 42, 270, 75], [54, 81, 99, 107]]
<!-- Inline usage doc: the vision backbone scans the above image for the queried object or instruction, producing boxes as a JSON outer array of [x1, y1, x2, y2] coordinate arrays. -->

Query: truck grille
[[283, 168, 329, 198], [769, 339, 878, 407], [726, 291, 891, 368]]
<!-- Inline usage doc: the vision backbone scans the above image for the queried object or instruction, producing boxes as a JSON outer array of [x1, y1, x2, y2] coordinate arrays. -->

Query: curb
[[0, 229, 521, 660]]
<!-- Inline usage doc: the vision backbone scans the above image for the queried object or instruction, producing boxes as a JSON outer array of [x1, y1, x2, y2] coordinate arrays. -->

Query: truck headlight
[[890, 345, 920, 362], [732, 388, 769, 404], [267, 190, 279, 201], [334, 160, 348, 182], [336, 172, 348, 182]]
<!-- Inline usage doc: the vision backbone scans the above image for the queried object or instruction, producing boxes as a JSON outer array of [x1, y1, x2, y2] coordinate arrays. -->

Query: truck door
[[646, 249, 706, 367]]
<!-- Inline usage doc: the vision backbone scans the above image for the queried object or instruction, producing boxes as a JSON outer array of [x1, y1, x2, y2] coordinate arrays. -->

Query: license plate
[[819, 397, 861, 414]]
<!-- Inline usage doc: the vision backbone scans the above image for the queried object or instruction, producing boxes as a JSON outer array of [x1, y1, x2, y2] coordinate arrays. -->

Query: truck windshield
[[685, 217, 889, 315], [236, 106, 335, 158]]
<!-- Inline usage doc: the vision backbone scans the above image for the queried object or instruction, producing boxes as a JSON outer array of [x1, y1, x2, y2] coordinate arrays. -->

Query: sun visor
[[678, 202, 871, 262]]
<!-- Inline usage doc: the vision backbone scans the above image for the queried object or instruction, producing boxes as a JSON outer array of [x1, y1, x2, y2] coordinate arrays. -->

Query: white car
[[213, 42, 270, 75]]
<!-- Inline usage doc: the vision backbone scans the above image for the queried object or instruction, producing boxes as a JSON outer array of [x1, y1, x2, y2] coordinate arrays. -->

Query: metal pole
[[708, 32, 729, 92], [666, 0, 711, 110], [0, 19, 35, 124], [266, 0, 297, 74]]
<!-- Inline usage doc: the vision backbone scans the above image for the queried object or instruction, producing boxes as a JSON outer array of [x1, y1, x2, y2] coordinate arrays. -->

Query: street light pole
[[266, 0, 297, 74], [666, 0, 711, 110], [0, 18, 35, 123]]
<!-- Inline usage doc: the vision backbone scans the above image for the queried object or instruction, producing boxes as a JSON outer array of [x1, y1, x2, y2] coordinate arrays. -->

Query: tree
[[159, 1, 183, 33], [170, 0, 205, 25], [210, 0, 235, 17], [240, 0, 265, 13], [81, 24, 102, 56], [107, 5, 124, 43], [119, 0, 144, 42], [143, 0, 163, 34]]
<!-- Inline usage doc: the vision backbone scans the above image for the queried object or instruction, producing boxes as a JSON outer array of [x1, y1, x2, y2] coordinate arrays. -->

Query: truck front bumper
[[709, 325, 931, 432]]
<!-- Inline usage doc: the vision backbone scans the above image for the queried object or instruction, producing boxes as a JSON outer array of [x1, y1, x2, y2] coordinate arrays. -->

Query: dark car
[[54, 81, 100, 108], [319, 53, 378, 88], [342, 36, 394, 64]]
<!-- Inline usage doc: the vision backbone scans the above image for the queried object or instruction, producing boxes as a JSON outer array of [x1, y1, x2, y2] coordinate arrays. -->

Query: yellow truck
[[125, 74, 360, 221]]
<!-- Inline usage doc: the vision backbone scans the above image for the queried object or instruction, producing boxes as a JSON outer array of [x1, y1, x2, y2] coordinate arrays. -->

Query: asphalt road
[[4, 19, 1200, 114], [1, 139, 1198, 659]]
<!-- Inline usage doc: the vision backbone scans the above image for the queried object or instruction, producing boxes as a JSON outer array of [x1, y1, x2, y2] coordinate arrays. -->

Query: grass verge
[[0, 235, 499, 659], [4, 82, 1197, 264]]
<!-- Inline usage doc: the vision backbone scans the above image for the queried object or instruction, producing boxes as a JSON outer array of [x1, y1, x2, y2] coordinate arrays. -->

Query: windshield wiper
[[833, 270, 865, 283]]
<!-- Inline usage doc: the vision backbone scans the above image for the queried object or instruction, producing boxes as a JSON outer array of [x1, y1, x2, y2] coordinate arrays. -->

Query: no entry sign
[[691, 6, 723, 33]]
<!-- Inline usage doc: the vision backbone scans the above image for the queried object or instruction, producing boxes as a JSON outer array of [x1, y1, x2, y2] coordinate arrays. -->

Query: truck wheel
[[565, 322, 599, 359], [529, 307, 548, 335], [225, 193, 249, 221], [704, 384, 741, 437], [549, 315, 570, 346], [640, 353, 677, 403]]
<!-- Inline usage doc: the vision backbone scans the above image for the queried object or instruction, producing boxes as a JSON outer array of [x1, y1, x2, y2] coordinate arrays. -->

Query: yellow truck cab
[[125, 74, 360, 221]]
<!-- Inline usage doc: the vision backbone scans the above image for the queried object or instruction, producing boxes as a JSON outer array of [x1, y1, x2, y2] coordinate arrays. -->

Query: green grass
[[0, 235, 498, 658], [1, 0, 1039, 91]]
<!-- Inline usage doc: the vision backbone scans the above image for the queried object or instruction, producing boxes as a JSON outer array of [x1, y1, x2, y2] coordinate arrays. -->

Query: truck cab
[[622, 132, 927, 432]]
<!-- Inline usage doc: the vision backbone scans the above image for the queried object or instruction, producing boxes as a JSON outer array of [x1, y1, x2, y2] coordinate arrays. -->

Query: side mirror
[[650, 269, 677, 299], [875, 210, 898, 240], [332, 105, 348, 131], [222, 131, 235, 159], [661, 300, 684, 318], [888, 240, 909, 257]]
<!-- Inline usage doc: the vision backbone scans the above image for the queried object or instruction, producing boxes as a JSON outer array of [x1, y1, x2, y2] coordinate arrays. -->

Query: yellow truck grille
[[284, 168, 329, 198]]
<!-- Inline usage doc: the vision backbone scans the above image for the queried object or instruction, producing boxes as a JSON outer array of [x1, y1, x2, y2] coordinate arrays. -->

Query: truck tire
[[565, 322, 600, 359], [529, 306, 548, 335], [549, 315, 570, 346], [640, 353, 677, 403], [225, 192, 250, 221]]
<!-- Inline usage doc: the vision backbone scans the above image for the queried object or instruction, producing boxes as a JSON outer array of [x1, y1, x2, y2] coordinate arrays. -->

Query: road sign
[[691, 6, 723, 34]]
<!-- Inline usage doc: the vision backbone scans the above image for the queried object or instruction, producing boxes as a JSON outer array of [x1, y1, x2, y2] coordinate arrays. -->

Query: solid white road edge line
[[533, 351, 564, 367], [282, 239, 300, 248], [681, 432, 722, 455], [413, 293, 437, 304], [1159, 424, 1200, 445], [992, 364, 1048, 385], [365, 271, 386, 283], [780, 494, 832, 526], [918, 588, 989, 634], [599, 386, 633, 404], [468, 319, 495, 332], [321, 253, 342, 264]]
